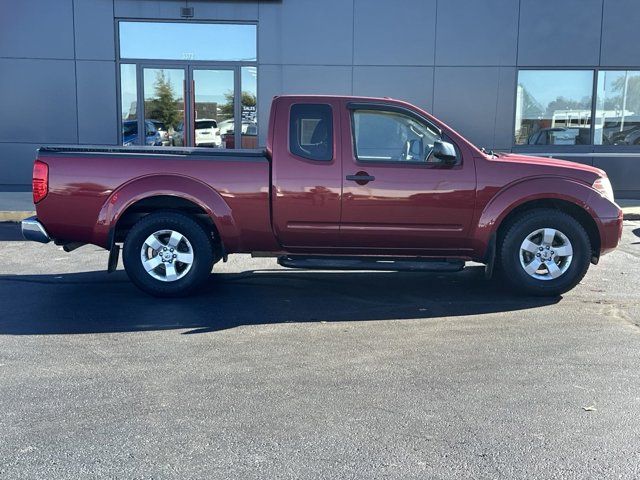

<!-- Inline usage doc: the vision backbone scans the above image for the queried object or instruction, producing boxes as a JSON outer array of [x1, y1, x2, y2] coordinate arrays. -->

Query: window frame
[[288, 103, 334, 162], [347, 103, 461, 167], [513, 67, 640, 154]]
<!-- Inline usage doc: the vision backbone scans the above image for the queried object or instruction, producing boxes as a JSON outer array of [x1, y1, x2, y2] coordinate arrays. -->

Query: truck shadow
[[0, 222, 23, 241], [0, 267, 558, 335]]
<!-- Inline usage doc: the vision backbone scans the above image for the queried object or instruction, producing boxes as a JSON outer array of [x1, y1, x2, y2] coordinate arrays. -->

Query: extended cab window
[[289, 104, 333, 161], [352, 109, 449, 164]]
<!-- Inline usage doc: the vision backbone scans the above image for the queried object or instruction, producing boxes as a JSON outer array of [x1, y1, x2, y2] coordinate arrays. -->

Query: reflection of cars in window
[[148, 120, 171, 146], [221, 120, 258, 149], [527, 127, 590, 146], [122, 120, 162, 146], [601, 116, 640, 145], [171, 122, 184, 146], [195, 119, 220, 147]]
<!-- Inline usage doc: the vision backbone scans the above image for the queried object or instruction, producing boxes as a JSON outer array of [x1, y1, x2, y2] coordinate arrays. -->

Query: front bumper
[[21, 216, 51, 243]]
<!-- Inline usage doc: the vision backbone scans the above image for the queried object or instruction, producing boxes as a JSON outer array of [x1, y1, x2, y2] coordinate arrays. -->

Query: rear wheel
[[498, 209, 591, 296], [122, 211, 215, 297]]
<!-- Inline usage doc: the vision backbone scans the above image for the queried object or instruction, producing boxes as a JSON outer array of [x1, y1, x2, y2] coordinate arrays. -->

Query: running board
[[277, 255, 465, 272]]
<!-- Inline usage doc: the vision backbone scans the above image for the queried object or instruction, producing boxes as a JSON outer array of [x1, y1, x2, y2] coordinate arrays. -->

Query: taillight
[[32, 160, 48, 203]]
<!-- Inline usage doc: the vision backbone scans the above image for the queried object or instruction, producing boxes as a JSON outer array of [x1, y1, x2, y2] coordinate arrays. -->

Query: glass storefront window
[[120, 64, 138, 145], [240, 66, 258, 148], [192, 69, 234, 147], [119, 22, 256, 62], [142, 68, 185, 147], [514, 70, 594, 145], [595, 70, 640, 145]]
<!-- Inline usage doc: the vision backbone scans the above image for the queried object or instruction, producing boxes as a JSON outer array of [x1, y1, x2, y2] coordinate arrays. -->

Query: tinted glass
[[119, 22, 256, 62], [122, 121, 137, 137], [515, 70, 594, 145], [193, 69, 233, 148], [120, 64, 138, 145], [595, 70, 640, 145], [143, 68, 185, 147], [352, 110, 441, 162], [241, 66, 258, 148], [289, 104, 333, 161]]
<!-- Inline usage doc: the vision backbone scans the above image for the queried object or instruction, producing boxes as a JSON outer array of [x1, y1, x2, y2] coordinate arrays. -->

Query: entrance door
[[141, 67, 186, 147], [138, 66, 242, 149], [189, 67, 236, 149]]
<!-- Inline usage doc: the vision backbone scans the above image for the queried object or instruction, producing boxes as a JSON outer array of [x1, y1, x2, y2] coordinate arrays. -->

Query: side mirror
[[432, 140, 457, 164]]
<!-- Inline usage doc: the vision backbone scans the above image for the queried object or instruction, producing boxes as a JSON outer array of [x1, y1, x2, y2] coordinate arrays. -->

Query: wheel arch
[[495, 198, 600, 262], [94, 174, 240, 254], [474, 177, 602, 263]]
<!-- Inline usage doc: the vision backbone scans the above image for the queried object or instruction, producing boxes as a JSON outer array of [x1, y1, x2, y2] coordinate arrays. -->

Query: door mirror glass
[[431, 140, 457, 164]]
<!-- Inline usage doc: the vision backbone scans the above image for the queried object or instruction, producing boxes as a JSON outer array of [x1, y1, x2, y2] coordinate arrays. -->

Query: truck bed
[[35, 145, 275, 253]]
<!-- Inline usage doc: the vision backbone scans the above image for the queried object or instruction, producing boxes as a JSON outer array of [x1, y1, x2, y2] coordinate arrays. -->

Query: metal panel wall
[[76, 61, 118, 145], [1, 0, 639, 194]]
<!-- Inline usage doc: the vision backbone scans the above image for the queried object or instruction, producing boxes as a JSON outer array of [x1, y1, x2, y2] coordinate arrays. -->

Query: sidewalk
[[618, 199, 640, 220], [0, 192, 639, 222]]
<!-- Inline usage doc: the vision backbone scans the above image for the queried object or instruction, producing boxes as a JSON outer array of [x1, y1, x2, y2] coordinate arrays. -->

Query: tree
[[518, 84, 544, 118], [545, 96, 591, 117], [610, 74, 640, 114], [145, 70, 181, 129], [219, 91, 257, 118]]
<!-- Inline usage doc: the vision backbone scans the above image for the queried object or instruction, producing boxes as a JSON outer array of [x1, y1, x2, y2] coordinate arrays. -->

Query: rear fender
[[472, 177, 601, 257], [93, 174, 240, 250]]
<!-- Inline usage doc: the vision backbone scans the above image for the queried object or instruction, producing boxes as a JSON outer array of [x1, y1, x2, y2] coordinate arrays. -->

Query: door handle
[[346, 172, 375, 185]]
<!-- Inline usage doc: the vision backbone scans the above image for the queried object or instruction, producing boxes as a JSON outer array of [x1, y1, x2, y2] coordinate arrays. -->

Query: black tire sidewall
[[123, 212, 214, 297], [499, 210, 591, 296]]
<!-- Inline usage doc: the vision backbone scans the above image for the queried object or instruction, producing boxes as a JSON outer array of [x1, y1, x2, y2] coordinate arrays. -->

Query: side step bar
[[277, 255, 465, 272]]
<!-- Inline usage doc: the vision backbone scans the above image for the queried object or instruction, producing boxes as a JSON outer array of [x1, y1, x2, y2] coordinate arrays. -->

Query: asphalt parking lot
[[1, 222, 639, 479]]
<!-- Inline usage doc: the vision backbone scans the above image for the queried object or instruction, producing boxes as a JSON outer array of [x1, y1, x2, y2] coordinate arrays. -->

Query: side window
[[351, 110, 445, 163], [289, 104, 333, 161]]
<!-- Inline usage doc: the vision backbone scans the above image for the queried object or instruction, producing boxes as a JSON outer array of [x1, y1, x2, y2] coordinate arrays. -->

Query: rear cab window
[[289, 104, 333, 161]]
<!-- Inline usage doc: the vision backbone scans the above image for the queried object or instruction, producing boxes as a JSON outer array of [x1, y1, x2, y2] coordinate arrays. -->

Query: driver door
[[339, 101, 477, 253]]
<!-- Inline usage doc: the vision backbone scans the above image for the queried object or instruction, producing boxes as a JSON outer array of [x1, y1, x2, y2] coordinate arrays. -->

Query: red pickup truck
[[22, 95, 623, 297]]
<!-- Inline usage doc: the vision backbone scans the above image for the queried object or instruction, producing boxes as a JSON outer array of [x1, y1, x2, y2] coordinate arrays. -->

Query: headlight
[[593, 176, 615, 203]]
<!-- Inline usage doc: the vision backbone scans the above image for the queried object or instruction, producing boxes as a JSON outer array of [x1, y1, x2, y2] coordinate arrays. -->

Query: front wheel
[[498, 209, 592, 296], [122, 212, 215, 297]]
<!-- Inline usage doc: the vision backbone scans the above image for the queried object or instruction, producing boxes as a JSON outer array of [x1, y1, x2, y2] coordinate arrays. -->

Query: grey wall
[[1, 0, 639, 195], [0, 0, 117, 188]]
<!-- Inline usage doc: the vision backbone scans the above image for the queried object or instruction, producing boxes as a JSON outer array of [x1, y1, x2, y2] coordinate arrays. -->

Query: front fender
[[471, 176, 601, 257], [92, 174, 240, 250]]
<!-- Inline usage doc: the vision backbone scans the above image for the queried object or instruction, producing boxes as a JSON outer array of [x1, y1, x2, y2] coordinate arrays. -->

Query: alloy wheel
[[519, 228, 573, 281], [139, 229, 194, 282]]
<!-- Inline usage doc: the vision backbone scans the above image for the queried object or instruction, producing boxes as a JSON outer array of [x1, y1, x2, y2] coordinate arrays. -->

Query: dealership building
[[1, 0, 639, 197]]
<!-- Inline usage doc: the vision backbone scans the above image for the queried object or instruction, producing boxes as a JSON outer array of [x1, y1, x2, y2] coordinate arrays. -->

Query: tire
[[122, 211, 215, 297], [498, 209, 591, 296]]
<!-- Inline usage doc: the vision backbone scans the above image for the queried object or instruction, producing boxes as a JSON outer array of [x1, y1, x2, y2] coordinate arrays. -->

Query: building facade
[[1, 0, 639, 196]]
